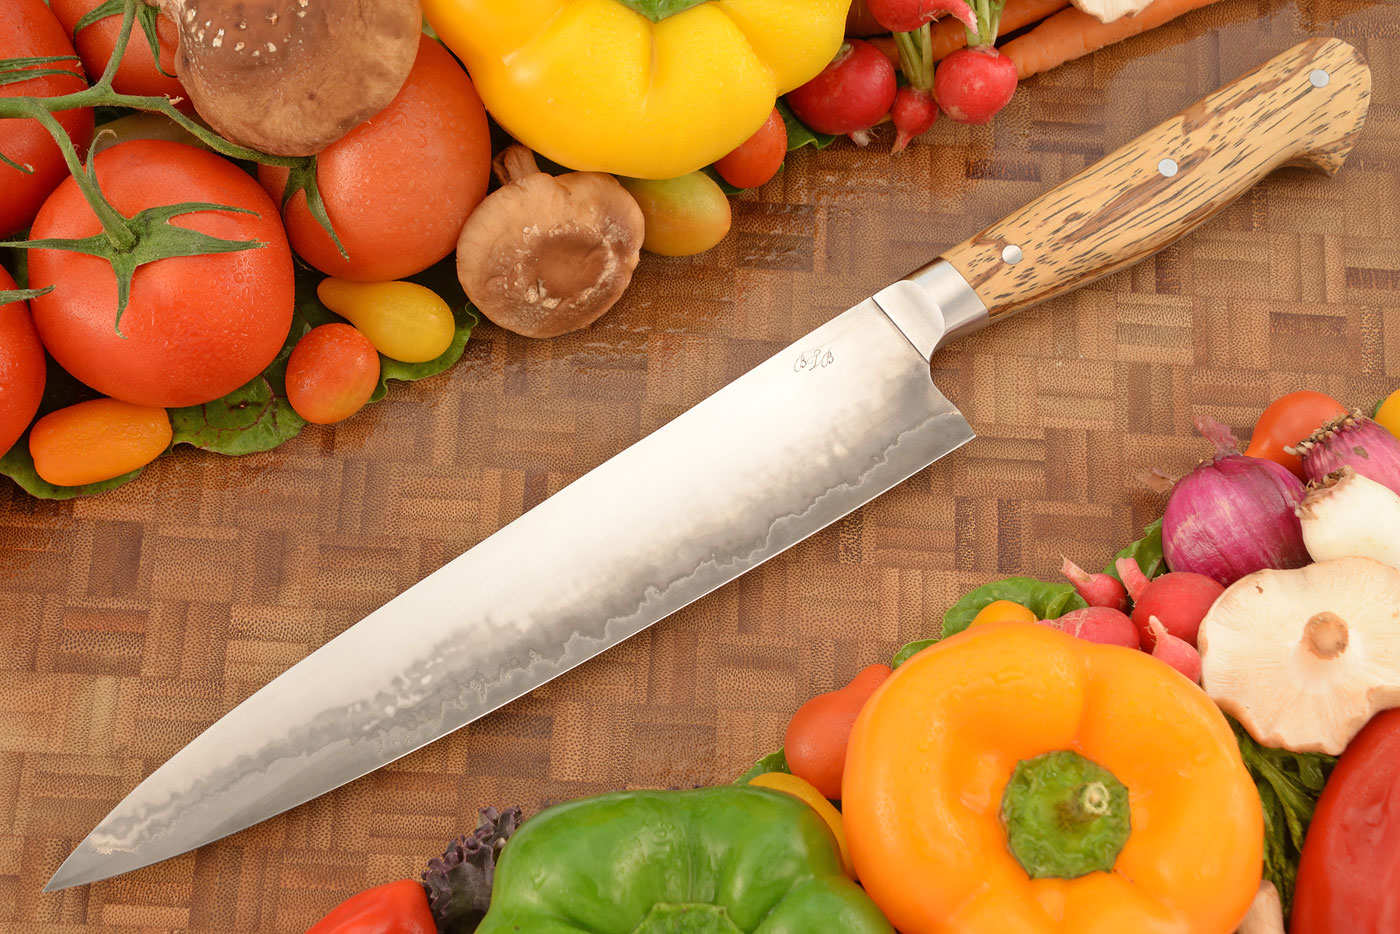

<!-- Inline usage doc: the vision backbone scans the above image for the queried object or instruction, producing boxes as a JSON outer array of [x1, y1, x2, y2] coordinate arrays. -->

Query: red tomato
[[0, 0, 95, 238], [0, 265, 47, 457], [285, 324, 380, 425], [785, 663, 892, 800], [1243, 390, 1349, 478], [258, 35, 491, 283], [714, 108, 787, 189], [48, 0, 186, 103], [27, 139, 294, 408]]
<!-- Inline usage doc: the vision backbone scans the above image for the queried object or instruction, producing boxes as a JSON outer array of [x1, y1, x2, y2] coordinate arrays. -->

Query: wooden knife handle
[[940, 37, 1370, 321]]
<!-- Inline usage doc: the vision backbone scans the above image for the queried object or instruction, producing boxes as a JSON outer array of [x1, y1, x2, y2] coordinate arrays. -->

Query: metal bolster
[[871, 260, 990, 361]]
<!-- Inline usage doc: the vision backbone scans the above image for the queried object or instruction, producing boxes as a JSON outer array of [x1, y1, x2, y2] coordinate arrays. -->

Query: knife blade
[[47, 36, 1369, 892]]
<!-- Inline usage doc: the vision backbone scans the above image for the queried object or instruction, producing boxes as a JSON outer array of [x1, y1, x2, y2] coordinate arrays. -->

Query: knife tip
[[44, 839, 103, 892]]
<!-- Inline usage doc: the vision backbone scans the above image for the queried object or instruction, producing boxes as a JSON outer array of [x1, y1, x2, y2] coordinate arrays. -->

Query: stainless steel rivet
[[1158, 158, 1179, 178], [1310, 68, 1330, 88], [1002, 244, 1023, 265]]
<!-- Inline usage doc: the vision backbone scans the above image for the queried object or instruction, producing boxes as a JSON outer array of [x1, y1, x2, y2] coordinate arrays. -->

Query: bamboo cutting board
[[3, 0, 1399, 928]]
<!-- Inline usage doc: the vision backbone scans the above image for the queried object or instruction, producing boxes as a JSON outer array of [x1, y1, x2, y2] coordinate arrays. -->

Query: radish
[[867, 0, 979, 33], [1040, 607, 1140, 649], [1148, 616, 1203, 682], [1061, 557, 1130, 612], [891, 86, 938, 153], [934, 46, 1018, 125], [1116, 557, 1225, 649], [785, 40, 897, 140]]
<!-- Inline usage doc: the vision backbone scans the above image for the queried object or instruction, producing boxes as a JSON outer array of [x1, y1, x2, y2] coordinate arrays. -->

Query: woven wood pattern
[[2, 0, 1398, 928]]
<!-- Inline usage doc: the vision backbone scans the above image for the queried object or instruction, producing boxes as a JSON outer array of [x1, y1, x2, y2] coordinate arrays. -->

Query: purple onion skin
[[1298, 413, 1400, 497], [1163, 451, 1310, 587]]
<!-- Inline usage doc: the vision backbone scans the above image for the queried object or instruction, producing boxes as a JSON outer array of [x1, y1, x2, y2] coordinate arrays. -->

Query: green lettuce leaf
[[1105, 518, 1165, 581], [1230, 716, 1335, 917], [733, 749, 790, 785], [778, 100, 837, 152], [891, 639, 936, 669], [942, 577, 1087, 639]]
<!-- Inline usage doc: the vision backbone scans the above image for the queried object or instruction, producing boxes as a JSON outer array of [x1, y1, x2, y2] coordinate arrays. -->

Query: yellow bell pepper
[[843, 621, 1263, 934], [421, 0, 849, 179]]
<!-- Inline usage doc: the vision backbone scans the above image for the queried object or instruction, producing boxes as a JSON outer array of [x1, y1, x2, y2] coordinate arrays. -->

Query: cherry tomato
[[48, 0, 186, 103], [970, 599, 1037, 626], [0, 265, 47, 457], [619, 173, 732, 257], [0, 0, 95, 238], [28, 139, 294, 408], [783, 663, 891, 800], [714, 108, 787, 189], [258, 35, 491, 283], [316, 278, 455, 363], [1243, 390, 1348, 478], [285, 324, 380, 425], [29, 397, 171, 486]]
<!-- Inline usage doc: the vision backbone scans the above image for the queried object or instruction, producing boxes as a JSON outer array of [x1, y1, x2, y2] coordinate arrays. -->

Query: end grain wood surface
[[3, 0, 1398, 929]]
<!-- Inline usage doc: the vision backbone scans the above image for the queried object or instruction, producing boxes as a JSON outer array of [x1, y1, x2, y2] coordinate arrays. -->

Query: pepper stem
[[1000, 750, 1131, 880]]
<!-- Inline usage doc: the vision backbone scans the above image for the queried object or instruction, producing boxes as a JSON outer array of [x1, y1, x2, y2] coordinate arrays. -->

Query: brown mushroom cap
[[456, 148, 644, 340], [153, 0, 421, 156]]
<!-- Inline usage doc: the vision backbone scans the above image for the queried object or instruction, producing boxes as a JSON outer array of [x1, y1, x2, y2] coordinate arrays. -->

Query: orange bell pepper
[[843, 621, 1262, 934]]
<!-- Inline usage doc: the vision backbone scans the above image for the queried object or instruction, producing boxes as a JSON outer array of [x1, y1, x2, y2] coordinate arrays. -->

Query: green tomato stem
[[29, 104, 139, 252]]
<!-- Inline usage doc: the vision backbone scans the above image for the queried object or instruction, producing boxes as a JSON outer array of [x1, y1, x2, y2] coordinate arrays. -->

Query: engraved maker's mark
[[794, 348, 836, 373]]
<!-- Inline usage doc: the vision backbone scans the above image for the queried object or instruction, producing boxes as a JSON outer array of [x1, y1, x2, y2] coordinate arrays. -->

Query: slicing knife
[[46, 37, 1369, 891]]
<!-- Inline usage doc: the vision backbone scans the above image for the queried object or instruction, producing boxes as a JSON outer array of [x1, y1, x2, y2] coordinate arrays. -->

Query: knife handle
[[939, 37, 1370, 322]]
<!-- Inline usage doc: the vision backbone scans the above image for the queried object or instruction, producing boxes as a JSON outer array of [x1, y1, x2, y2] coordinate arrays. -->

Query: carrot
[[929, 0, 1070, 62], [1002, 0, 1225, 80]]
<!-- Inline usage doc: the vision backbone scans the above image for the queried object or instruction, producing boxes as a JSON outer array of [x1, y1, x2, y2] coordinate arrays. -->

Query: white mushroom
[[150, 0, 421, 155], [1199, 556, 1400, 754], [1069, 0, 1156, 23]]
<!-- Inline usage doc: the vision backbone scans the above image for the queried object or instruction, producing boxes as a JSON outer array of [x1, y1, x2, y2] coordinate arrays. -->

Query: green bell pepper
[[476, 786, 894, 934]]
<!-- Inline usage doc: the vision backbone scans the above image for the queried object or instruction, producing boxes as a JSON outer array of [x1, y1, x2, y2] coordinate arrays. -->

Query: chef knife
[[47, 37, 1369, 891]]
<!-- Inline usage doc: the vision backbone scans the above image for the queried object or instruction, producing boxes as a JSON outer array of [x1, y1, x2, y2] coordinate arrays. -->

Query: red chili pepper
[[306, 879, 436, 934], [1292, 708, 1400, 933]]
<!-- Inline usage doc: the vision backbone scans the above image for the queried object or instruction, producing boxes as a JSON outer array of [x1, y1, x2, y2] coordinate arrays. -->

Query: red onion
[[1291, 411, 1400, 496], [1162, 416, 1309, 586]]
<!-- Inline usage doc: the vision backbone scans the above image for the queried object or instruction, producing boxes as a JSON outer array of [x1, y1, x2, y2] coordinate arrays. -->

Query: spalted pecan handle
[[941, 38, 1370, 321]]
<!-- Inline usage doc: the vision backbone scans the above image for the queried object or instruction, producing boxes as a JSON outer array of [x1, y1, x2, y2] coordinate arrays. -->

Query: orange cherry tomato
[[1244, 390, 1348, 479], [784, 663, 891, 800], [285, 324, 380, 425], [714, 107, 787, 189], [29, 398, 171, 486], [970, 599, 1037, 626], [0, 266, 47, 457]]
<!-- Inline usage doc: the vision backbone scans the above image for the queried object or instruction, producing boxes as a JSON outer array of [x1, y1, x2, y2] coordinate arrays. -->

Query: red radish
[[1116, 557, 1225, 649], [1040, 607, 1139, 649], [867, 0, 979, 33], [1061, 557, 1129, 612], [891, 86, 938, 153], [1148, 616, 1202, 682], [784, 40, 897, 137], [934, 46, 1018, 124]]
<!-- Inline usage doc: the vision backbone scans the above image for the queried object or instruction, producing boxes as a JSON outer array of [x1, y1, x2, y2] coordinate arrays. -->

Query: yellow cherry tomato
[[316, 278, 456, 363], [970, 599, 1037, 626], [748, 771, 854, 877], [1376, 388, 1400, 439]]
